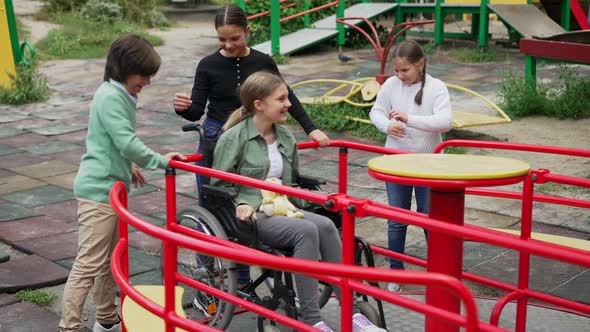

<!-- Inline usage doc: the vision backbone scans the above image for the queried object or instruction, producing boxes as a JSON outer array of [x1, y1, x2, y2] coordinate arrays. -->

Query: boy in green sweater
[[59, 34, 185, 332]]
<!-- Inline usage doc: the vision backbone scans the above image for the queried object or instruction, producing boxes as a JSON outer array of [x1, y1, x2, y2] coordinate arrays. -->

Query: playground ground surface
[[0, 2, 589, 331]]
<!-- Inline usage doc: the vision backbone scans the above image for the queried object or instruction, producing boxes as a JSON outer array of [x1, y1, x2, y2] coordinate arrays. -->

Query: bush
[[80, 0, 123, 23], [42, 0, 168, 27], [498, 66, 590, 119], [0, 60, 49, 105], [36, 14, 163, 59]]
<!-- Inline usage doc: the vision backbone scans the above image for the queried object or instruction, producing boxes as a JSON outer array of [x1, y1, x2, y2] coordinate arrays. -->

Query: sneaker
[[93, 320, 121, 332], [192, 290, 217, 317], [386, 282, 402, 292], [312, 321, 335, 332], [352, 313, 387, 332]]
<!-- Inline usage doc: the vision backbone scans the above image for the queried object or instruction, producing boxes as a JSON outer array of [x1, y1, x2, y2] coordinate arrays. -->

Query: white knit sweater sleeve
[[406, 80, 453, 133], [369, 79, 394, 134]]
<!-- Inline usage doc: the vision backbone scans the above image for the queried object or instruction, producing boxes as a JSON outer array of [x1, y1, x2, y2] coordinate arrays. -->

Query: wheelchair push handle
[[182, 123, 201, 132]]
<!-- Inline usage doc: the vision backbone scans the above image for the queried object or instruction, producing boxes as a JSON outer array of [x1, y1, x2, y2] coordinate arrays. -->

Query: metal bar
[[434, 139, 590, 157], [280, 1, 339, 23], [164, 168, 177, 332], [515, 175, 534, 332], [520, 38, 590, 63], [270, 0, 280, 55]]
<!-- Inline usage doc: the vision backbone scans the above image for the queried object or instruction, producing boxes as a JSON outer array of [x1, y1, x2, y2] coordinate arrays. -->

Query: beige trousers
[[59, 198, 120, 332]]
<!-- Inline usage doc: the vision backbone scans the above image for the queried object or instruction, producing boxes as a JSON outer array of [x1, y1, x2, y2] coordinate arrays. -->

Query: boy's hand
[[236, 204, 256, 222], [165, 152, 187, 164], [387, 122, 406, 139], [173, 93, 192, 112], [131, 166, 145, 188]]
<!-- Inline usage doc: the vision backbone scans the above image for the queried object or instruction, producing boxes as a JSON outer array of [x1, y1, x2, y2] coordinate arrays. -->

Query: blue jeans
[[385, 183, 430, 270], [196, 117, 225, 202]]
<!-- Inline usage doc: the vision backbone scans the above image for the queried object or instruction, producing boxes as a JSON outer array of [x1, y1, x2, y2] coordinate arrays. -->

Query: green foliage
[[272, 54, 291, 65], [15, 289, 58, 307], [36, 14, 163, 59], [448, 46, 500, 63], [289, 102, 384, 142], [0, 61, 49, 105], [498, 66, 590, 119], [42, 0, 168, 27]]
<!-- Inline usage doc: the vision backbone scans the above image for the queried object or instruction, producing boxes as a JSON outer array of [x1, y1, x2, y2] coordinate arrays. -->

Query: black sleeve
[[175, 62, 209, 122], [266, 56, 318, 135]]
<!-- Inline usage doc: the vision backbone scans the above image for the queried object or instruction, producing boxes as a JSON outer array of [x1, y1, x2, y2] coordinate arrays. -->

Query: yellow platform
[[368, 154, 530, 180], [492, 228, 590, 251], [122, 285, 188, 332]]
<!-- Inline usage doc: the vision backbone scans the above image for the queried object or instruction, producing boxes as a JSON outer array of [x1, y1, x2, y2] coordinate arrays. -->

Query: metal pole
[[337, 0, 346, 46], [515, 174, 534, 332], [479, 0, 490, 47], [425, 188, 464, 332], [434, 0, 443, 45], [270, 0, 281, 55], [164, 168, 178, 332], [561, 0, 571, 30]]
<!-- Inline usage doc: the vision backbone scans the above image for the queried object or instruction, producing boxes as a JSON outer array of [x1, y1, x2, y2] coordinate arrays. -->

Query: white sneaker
[[93, 321, 121, 332], [352, 313, 387, 332], [386, 282, 402, 292], [312, 321, 335, 332]]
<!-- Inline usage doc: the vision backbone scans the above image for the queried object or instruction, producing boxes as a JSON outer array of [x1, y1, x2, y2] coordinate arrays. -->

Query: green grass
[[35, 14, 163, 60], [291, 103, 384, 143], [272, 54, 291, 65], [448, 46, 502, 63], [15, 289, 58, 308], [0, 60, 49, 105], [498, 66, 590, 119]]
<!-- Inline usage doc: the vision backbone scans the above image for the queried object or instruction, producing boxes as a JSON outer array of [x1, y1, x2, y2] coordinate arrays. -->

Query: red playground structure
[[109, 139, 590, 332]]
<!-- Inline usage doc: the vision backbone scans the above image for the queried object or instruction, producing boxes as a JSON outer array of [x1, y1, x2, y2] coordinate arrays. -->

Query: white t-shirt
[[369, 74, 452, 153], [266, 141, 283, 179]]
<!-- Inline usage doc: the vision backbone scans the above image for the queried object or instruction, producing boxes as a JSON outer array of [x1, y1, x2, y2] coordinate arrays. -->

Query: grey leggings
[[255, 210, 342, 326]]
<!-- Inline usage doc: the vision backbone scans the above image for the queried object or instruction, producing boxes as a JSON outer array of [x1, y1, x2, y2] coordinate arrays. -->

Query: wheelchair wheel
[[318, 282, 333, 309], [168, 206, 237, 330], [357, 301, 384, 328]]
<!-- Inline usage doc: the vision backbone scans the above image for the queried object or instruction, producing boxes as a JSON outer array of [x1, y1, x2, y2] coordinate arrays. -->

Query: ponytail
[[415, 60, 426, 105], [223, 105, 252, 131]]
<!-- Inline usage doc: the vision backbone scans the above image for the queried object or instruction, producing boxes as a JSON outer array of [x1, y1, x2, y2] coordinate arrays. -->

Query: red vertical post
[[340, 206, 356, 332], [118, 188, 129, 332], [164, 167, 178, 332], [515, 174, 534, 332], [425, 188, 464, 332], [339, 147, 348, 194]]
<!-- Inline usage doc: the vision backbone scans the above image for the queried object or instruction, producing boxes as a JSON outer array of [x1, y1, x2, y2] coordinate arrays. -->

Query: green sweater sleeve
[[97, 94, 168, 170]]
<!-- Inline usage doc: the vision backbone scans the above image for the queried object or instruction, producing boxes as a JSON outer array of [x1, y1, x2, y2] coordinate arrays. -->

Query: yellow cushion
[[122, 285, 188, 332]]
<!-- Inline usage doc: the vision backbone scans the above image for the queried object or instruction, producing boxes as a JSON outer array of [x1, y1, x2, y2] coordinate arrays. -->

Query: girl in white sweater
[[369, 40, 452, 292]]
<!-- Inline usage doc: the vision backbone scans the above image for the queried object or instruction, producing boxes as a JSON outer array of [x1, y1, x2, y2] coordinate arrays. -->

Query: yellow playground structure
[[292, 78, 511, 129], [1, 0, 34, 89]]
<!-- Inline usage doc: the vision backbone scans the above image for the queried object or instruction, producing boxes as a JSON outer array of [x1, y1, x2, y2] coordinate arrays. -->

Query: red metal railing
[[110, 139, 590, 332]]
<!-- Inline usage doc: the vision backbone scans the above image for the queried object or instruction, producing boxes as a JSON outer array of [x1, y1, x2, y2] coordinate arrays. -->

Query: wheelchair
[[166, 124, 386, 331]]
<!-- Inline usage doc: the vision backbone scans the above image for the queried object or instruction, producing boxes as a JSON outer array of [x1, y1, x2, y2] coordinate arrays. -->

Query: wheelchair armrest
[[296, 175, 326, 190], [202, 185, 237, 200]]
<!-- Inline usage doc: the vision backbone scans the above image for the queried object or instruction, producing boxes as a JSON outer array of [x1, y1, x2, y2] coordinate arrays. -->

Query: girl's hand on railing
[[308, 129, 330, 147], [236, 204, 257, 222]]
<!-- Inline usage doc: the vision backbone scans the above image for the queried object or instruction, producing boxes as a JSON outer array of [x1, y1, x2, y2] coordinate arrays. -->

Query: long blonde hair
[[223, 71, 286, 131]]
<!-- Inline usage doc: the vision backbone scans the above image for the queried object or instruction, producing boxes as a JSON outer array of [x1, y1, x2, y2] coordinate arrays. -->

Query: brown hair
[[391, 40, 426, 105], [104, 33, 161, 83], [223, 72, 286, 131], [215, 5, 248, 31]]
